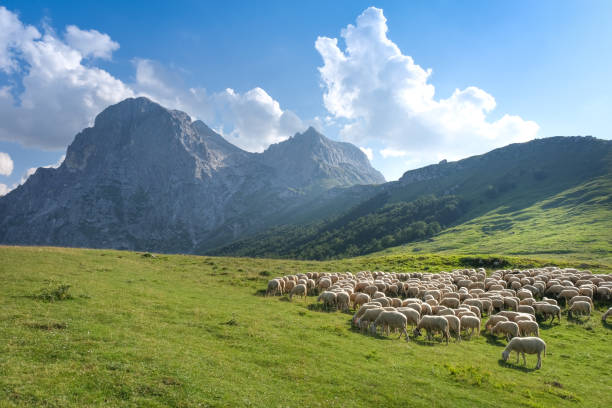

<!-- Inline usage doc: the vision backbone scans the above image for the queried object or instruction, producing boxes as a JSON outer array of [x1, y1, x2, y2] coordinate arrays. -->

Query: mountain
[[211, 136, 612, 260], [0, 97, 384, 253]]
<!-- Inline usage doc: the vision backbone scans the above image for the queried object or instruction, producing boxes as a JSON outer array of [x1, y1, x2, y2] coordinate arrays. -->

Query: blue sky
[[0, 0, 611, 192]]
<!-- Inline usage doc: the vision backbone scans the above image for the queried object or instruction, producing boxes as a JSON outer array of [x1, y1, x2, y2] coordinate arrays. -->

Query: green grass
[[382, 176, 612, 268], [1, 246, 611, 407]]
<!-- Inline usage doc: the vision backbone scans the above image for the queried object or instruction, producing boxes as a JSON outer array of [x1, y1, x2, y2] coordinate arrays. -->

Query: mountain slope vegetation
[[213, 136, 612, 260]]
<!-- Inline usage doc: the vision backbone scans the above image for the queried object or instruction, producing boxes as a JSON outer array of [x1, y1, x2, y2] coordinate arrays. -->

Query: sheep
[[485, 315, 509, 330], [356, 308, 385, 332], [397, 307, 420, 330], [460, 316, 480, 340], [568, 301, 591, 319], [517, 305, 535, 316], [266, 279, 283, 296], [602, 307, 612, 322], [336, 291, 350, 311], [352, 304, 381, 326], [501, 337, 546, 369], [568, 296, 593, 308], [443, 315, 461, 342], [289, 284, 307, 300], [370, 311, 410, 340], [441, 297, 460, 309], [491, 321, 520, 341], [413, 315, 450, 344], [533, 303, 561, 324], [353, 293, 371, 310], [541, 297, 558, 306], [517, 320, 540, 337], [317, 291, 337, 311]]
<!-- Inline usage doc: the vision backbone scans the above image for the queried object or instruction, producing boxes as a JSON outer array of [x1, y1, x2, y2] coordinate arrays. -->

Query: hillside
[[0, 98, 383, 253], [0, 246, 610, 407], [212, 136, 612, 260]]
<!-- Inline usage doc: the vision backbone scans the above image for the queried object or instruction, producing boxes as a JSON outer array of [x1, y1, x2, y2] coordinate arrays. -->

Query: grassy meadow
[[0, 245, 611, 407]]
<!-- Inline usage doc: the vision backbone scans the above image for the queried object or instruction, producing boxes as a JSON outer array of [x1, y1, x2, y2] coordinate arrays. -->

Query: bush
[[34, 281, 73, 302]]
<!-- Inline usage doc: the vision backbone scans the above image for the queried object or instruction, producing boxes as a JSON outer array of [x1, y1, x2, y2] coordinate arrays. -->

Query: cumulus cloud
[[0, 151, 13, 175], [359, 146, 373, 161], [0, 183, 9, 196], [315, 7, 539, 171], [0, 7, 303, 154], [64, 25, 119, 59], [133, 59, 304, 152], [0, 6, 134, 149]]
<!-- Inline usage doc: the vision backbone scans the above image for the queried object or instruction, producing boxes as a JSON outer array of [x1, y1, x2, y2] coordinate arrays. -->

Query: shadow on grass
[[484, 334, 506, 347], [497, 359, 538, 373], [566, 315, 590, 325], [602, 320, 612, 330]]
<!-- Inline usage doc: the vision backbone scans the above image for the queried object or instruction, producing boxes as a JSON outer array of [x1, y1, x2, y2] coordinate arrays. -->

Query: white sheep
[[491, 321, 519, 341], [266, 279, 282, 296], [317, 291, 337, 311], [443, 315, 461, 342], [353, 293, 371, 309], [370, 311, 410, 340], [517, 320, 539, 337], [501, 337, 546, 369], [460, 315, 480, 339], [413, 315, 450, 344], [336, 291, 350, 311], [397, 307, 420, 330], [356, 308, 385, 332], [485, 315, 509, 330], [533, 303, 561, 324], [567, 301, 591, 319], [602, 307, 612, 322], [289, 284, 307, 300]]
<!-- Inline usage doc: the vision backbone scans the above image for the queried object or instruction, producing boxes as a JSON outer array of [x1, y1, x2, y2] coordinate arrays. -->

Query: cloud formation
[[315, 7, 539, 169], [0, 151, 13, 175], [0, 7, 304, 154]]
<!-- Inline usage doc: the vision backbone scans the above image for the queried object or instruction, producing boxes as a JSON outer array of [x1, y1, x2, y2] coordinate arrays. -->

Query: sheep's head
[[412, 327, 421, 337], [501, 349, 510, 362]]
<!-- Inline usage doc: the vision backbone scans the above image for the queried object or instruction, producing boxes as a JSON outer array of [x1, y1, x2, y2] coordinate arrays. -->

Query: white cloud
[[0, 151, 13, 175], [0, 6, 134, 149], [359, 146, 373, 161], [0, 183, 10, 196], [64, 25, 119, 60], [380, 148, 407, 158], [315, 7, 539, 170], [132, 59, 304, 152], [0, 8, 304, 154]]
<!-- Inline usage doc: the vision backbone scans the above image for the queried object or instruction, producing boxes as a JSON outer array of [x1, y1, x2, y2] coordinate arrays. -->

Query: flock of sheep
[[266, 266, 612, 370]]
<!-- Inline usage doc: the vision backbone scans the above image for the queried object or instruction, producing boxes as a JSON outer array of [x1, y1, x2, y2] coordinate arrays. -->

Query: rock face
[[0, 97, 384, 253]]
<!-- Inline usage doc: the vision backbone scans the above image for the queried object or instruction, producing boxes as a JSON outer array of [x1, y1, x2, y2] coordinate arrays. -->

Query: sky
[[0, 0, 611, 194]]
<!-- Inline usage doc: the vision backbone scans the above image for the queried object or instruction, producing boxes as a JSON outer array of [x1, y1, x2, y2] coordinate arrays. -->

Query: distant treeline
[[213, 194, 465, 260]]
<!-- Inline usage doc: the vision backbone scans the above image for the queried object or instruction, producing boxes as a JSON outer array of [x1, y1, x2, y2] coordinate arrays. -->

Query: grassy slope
[[382, 176, 612, 268], [1, 246, 610, 407]]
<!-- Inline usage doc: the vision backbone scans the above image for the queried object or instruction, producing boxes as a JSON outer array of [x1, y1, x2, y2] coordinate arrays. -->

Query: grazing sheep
[[441, 297, 460, 309], [602, 307, 612, 322], [289, 284, 307, 300], [491, 321, 520, 341], [517, 320, 540, 337], [460, 316, 480, 339], [413, 315, 450, 344], [356, 308, 385, 332], [352, 304, 381, 326], [568, 301, 591, 319], [568, 296, 593, 308], [517, 305, 535, 316], [503, 297, 519, 311], [336, 291, 350, 311], [266, 279, 283, 296], [502, 337, 546, 369], [485, 315, 509, 330], [397, 307, 420, 330], [370, 311, 410, 340], [353, 293, 371, 310], [443, 315, 461, 342], [533, 303, 561, 324], [317, 291, 337, 311]]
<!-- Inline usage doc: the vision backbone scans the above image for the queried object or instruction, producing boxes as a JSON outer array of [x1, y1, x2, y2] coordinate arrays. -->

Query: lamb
[[443, 315, 461, 342], [602, 307, 612, 322], [533, 303, 561, 324], [289, 284, 307, 300], [491, 321, 520, 341], [413, 315, 450, 344], [517, 320, 540, 337], [567, 301, 591, 319], [460, 315, 480, 339], [485, 315, 509, 330], [501, 337, 546, 369], [370, 311, 410, 340]]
